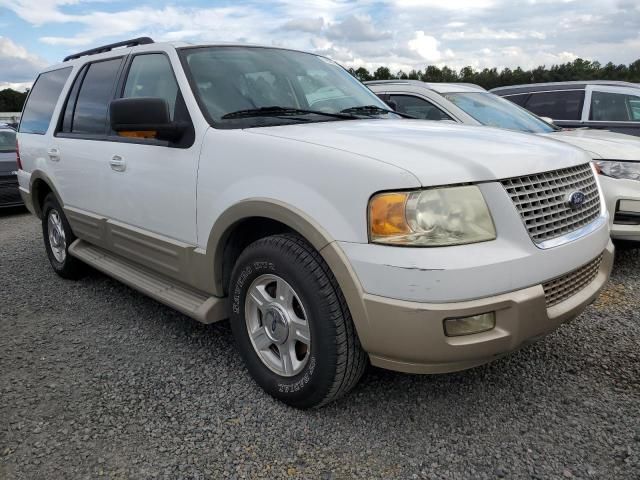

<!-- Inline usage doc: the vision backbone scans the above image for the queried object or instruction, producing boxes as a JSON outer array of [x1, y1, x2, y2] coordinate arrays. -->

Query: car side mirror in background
[[387, 100, 398, 111], [110, 97, 186, 141], [540, 116, 555, 125]]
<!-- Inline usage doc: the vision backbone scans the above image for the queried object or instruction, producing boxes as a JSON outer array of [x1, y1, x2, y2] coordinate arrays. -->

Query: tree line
[[348, 58, 640, 89], [0, 88, 28, 112], [1, 58, 639, 113]]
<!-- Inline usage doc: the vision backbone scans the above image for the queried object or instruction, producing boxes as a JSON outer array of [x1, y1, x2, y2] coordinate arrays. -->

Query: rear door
[[582, 85, 640, 136], [54, 57, 125, 219]]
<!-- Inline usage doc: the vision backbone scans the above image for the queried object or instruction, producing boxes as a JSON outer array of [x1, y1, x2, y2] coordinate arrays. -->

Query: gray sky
[[0, 0, 639, 90]]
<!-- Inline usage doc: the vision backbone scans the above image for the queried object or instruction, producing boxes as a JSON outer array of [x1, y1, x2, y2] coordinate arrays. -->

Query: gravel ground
[[1, 210, 639, 480]]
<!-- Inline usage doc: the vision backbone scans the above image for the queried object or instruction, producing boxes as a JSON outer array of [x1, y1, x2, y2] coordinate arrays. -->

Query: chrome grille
[[543, 253, 603, 308], [501, 163, 600, 244]]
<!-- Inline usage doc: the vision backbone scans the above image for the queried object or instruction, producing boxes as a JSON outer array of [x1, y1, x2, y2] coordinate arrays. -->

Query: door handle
[[109, 155, 126, 172], [47, 148, 60, 162]]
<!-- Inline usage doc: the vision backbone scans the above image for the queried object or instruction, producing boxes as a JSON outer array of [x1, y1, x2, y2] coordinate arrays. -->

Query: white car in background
[[367, 81, 640, 243]]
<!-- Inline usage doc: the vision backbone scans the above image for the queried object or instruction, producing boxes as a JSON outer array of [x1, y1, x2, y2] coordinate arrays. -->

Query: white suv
[[17, 38, 613, 408]]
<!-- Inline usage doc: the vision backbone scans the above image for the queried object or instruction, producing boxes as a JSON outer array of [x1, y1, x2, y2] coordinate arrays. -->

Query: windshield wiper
[[339, 105, 415, 119], [221, 106, 357, 120]]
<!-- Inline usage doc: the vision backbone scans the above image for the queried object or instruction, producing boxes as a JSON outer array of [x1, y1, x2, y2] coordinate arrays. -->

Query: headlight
[[369, 185, 496, 246], [594, 160, 640, 181]]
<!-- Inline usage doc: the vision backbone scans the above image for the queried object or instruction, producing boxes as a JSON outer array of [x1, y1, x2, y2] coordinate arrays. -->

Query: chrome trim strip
[[535, 215, 607, 249]]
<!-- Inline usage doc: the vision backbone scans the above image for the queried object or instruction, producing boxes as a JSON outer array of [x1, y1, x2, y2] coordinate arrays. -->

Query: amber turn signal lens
[[369, 192, 410, 239]]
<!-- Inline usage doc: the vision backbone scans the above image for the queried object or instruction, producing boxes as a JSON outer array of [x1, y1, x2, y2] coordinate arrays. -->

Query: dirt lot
[[1, 210, 639, 479]]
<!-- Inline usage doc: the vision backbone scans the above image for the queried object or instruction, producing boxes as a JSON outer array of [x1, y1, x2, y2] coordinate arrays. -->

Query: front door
[[103, 52, 200, 251]]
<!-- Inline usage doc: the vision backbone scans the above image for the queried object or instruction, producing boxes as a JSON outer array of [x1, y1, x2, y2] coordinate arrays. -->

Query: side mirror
[[540, 116, 555, 125], [110, 97, 185, 141], [387, 100, 398, 111]]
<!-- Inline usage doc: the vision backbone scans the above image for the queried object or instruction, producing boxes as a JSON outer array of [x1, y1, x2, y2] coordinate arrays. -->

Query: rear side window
[[502, 93, 529, 106], [71, 58, 122, 135], [524, 90, 585, 120], [19, 67, 72, 134], [590, 91, 640, 122], [389, 94, 452, 121], [122, 54, 179, 119]]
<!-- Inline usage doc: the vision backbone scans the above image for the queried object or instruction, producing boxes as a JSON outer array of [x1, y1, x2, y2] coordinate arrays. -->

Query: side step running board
[[69, 239, 227, 324]]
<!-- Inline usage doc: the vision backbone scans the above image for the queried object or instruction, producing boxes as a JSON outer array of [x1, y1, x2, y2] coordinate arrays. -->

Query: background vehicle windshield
[[181, 46, 392, 127], [0, 129, 16, 152], [444, 92, 558, 133]]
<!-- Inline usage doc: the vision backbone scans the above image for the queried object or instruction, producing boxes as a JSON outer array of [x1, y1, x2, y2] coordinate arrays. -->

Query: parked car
[[0, 125, 22, 208], [367, 80, 640, 243], [17, 38, 613, 408], [489, 81, 640, 137]]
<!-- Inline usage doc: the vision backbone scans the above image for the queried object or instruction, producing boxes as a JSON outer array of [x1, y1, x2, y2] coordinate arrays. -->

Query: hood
[[247, 119, 590, 186], [544, 128, 640, 161], [0, 151, 17, 176]]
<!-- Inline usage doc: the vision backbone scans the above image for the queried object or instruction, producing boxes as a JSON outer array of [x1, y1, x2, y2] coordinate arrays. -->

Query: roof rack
[[63, 37, 154, 62]]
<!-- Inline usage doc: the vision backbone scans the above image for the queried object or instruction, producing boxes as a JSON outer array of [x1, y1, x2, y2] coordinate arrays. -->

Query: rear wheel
[[229, 233, 367, 408], [41, 193, 85, 279]]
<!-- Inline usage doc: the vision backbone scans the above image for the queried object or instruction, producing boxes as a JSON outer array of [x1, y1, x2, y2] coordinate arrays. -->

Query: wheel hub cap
[[47, 209, 66, 263], [244, 274, 311, 377], [264, 307, 289, 344]]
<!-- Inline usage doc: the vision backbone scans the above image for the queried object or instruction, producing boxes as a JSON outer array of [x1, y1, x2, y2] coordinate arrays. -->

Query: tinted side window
[[590, 91, 640, 122], [19, 67, 72, 134], [524, 90, 585, 120], [72, 58, 122, 135], [389, 94, 452, 121], [122, 54, 178, 119], [503, 93, 529, 106], [59, 65, 87, 134]]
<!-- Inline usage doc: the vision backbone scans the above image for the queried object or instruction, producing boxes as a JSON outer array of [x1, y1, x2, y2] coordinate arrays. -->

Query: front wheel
[[41, 193, 85, 279], [229, 234, 367, 408]]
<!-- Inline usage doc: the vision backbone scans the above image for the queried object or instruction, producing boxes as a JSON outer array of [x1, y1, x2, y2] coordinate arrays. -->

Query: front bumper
[[357, 241, 614, 374], [599, 175, 640, 242]]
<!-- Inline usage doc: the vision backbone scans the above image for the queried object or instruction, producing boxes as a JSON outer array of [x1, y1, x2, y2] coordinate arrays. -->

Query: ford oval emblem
[[566, 191, 586, 209]]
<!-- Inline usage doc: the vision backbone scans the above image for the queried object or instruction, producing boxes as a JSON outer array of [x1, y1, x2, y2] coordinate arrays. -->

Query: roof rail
[[63, 37, 154, 62]]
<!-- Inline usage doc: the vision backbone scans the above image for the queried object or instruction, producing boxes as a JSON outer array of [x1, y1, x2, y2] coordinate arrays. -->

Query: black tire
[[41, 193, 85, 279], [229, 233, 367, 408]]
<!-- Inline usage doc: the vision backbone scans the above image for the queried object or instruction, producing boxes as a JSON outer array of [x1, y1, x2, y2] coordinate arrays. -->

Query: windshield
[[443, 92, 558, 133], [180, 46, 394, 128], [0, 129, 16, 152]]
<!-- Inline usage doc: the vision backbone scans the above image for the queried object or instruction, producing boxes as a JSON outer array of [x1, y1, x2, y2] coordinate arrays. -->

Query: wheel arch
[[29, 170, 64, 219], [205, 199, 372, 349]]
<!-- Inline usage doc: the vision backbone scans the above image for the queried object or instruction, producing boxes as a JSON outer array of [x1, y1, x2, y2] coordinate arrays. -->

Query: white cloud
[[393, 0, 496, 10], [0, 81, 32, 91], [0, 37, 47, 84], [408, 31, 444, 61], [326, 14, 391, 42], [281, 17, 325, 33], [0, 0, 638, 80], [443, 28, 546, 40]]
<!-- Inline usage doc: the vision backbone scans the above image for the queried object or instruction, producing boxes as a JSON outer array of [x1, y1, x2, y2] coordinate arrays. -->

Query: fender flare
[[203, 198, 372, 349], [28, 170, 65, 218]]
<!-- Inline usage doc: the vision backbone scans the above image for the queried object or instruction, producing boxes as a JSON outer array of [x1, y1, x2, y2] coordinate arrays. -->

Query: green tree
[[0, 89, 27, 112], [373, 66, 394, 80]]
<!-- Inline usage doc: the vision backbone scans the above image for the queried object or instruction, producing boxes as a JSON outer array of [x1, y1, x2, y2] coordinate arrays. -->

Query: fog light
[[444, 312, 496, 337]]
